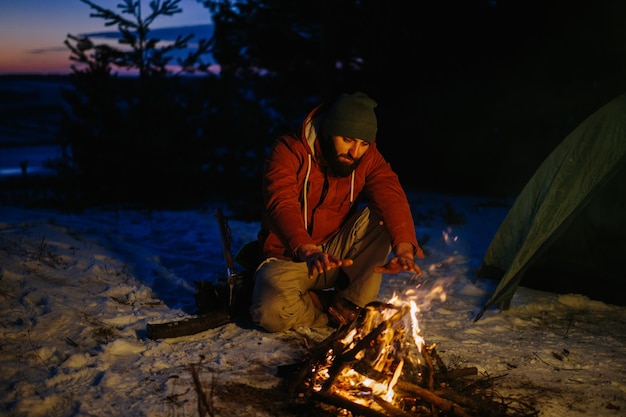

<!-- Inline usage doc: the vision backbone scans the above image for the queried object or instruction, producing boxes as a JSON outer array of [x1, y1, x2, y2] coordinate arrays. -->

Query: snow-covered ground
[[1, 192, 625, 417]]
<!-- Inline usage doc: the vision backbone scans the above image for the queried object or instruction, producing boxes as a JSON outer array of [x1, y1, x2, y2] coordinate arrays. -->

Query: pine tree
[[54, 0, 218, 205]]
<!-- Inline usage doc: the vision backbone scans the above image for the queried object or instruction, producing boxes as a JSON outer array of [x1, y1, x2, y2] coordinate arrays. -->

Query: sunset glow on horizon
[[0, 0, 212, 75]]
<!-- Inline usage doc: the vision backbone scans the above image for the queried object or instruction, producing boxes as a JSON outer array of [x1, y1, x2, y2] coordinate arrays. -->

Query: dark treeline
[[22, 0, 626, 214]]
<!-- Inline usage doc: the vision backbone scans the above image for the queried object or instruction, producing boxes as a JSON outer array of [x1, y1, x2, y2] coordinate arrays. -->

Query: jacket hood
[[301, 104, 326, 157]]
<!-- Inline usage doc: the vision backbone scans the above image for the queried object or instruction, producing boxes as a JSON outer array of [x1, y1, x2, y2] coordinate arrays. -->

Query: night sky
[[0, 0, 211, 74]]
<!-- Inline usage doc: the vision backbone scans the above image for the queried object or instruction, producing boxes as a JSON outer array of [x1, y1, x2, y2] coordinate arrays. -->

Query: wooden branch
[[372, 395, 417, 417], [189, 364, 212, 417], [434, 387, 477, 408], [420, 346, 436, 415], [394, 380, 473, 417], [422, 345, 435, 391]]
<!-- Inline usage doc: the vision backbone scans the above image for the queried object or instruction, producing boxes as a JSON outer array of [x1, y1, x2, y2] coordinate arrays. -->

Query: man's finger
[[373, 264, 402, 274]]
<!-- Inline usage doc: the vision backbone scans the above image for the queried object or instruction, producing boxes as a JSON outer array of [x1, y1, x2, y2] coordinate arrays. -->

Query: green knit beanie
[[320, 92, 378, 143]]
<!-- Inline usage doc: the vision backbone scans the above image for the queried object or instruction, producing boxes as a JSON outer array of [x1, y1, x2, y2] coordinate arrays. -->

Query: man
[[250, 92, 424, 332]]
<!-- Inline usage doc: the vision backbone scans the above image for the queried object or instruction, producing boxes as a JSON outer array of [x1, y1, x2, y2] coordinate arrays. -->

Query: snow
[[1, 192, 625, 417]]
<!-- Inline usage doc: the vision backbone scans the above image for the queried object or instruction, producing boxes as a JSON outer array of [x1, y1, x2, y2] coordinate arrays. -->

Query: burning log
[[283, 300, 506, 417], [287, 301, 430, 414], [312, 391, 413, 417]]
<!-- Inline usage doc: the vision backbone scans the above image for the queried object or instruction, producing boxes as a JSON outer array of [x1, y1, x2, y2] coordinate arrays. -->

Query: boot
[[328, 292, 361, 326], [308, 290, 360, 326]]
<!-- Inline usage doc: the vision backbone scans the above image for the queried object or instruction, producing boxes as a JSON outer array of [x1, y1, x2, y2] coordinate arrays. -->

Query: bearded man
[[250, 92, 424, 332]]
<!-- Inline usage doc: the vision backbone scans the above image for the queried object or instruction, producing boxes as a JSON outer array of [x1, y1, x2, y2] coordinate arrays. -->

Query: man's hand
[[297, 244, 354, 279], [374, 255, 422, 275], [374, 242, 423, 275]]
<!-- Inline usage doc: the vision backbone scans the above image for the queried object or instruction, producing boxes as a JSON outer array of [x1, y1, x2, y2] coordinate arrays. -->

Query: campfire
[[281, 295, 536, 417]]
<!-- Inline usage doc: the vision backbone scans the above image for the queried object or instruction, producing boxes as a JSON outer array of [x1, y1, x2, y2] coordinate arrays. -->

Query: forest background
[[2, 0, 626, 219]]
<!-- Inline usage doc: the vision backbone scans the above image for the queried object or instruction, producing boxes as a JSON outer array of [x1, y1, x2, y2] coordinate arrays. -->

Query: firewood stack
[[280, 301, 535, 417]]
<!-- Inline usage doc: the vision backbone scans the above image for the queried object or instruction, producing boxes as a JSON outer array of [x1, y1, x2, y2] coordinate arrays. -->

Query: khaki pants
[[250, 206, 392, 332]]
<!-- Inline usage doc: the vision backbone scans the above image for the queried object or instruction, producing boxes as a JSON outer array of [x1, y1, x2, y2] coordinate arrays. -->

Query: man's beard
[[319, 136, 361, 177]]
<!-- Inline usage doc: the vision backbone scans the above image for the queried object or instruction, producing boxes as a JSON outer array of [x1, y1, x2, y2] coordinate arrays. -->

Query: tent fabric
[[474, 93, 626, 321]]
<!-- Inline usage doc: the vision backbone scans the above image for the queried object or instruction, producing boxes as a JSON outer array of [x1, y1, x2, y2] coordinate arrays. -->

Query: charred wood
[[394, 380, 472, 417]]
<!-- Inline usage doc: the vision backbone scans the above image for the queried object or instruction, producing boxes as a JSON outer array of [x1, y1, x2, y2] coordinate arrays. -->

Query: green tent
[[474, 93, 626, 321]]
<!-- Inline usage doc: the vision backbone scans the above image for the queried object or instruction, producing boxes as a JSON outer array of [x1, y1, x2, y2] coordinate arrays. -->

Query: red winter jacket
[[260, 103, 420, 261]]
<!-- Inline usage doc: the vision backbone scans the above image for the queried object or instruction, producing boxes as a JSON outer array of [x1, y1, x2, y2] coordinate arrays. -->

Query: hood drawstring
[[303, 154, 312, 231], [349, 171, 355, 208], [302, 154, 355, 230]]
